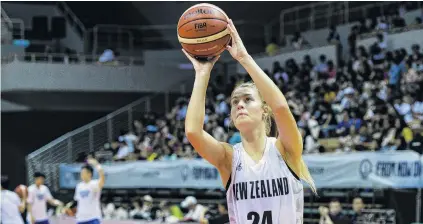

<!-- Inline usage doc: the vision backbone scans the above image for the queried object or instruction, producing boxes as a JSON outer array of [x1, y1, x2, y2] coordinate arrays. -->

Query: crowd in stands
[[95, 29, 422, 164]]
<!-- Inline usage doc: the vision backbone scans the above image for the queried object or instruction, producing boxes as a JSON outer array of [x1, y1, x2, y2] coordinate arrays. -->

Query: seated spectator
[[115, 205, 129, 220], [292, 31, 308, 49], [350, 197, 366, 224], [156, 201, 183, 223], [314, 54, 329, 77], [327, 25, 340, 44], [98, 48, 119, 65], [201, 203, 229, 224], [114, 141, 130, 161], [265, 37, 279, 56], [103, 203, 116, 220], [391, 11, 406, 28], [375, 17, 389, 32], [348, 26, 359, 56], [181, 196, 207, 222], [319, 198, 351, 224]]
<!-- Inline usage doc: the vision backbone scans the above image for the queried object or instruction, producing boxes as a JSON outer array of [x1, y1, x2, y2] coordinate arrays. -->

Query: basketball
[[177, 3, 231, 59], [14, 184, 28, 198]]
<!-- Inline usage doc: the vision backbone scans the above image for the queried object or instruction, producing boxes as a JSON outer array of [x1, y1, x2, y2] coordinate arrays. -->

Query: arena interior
[[1, 1, 423, 224]]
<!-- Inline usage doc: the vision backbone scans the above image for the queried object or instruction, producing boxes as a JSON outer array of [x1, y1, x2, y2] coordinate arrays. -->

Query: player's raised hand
[[226, 19, 249, 62], [182, 49, 220, 75], [86, 155, 99, 166]]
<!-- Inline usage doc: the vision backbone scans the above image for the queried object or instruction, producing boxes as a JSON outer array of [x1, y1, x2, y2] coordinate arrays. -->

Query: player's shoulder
[[40, 185, 50, 191], [4, 190, 20, 200], [28, 184, 37, 191]]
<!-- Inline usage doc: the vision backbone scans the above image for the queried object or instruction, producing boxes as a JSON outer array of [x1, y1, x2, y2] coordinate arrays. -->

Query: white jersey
[[226, 137, 304, 224], [74, 179, 102, 222], [1, 190, 25, 224], [27, 184, 53, 222]]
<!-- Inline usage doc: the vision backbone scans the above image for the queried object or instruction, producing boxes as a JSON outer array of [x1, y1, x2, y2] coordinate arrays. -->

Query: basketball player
[[182, 19, 317, 223], [73, 157, 105, 224], [27, 172, 63, 224], [1, 175, 26, 224]]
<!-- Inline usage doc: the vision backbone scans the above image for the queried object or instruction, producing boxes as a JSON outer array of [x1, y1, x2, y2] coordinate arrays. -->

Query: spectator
[[350, 197, 366, 224], [181, 196, 207, 222], [391, 11, 406, 28], [319, 199, 351, 224], [114, 141, 130, 161], [314, 54, 329, 76], [98, 48, 119, 65], [202, 203, 229, 224], [129, 200, 143, 219], [348, 26, 359, 56], [265, 37, 279, 56], [115, 206, 129, 220], [292, 31, 308, 49], [327, 25, 340, 44]]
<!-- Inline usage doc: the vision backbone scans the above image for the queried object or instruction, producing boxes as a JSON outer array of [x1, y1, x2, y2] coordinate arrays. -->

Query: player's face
[[230, 87, 265, 132], [80, 168, 92, 182], [35, 177, 45, 186]]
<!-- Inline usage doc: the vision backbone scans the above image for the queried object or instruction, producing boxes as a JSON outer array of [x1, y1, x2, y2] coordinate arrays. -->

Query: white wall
[[357, 29, 423, 53], [1, 61, 194, 93], [237, 44, 338, 74]]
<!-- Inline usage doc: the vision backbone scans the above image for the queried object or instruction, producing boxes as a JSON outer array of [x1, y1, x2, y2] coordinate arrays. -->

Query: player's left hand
[[54, 199, 64, 206], [87, 156, 99, 166], [226, 19, 249, 62]]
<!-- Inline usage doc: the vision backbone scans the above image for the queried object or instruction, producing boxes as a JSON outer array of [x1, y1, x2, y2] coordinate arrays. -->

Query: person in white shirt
[[74, 157, 105, 224], [181, 196, 206, 222], [1, 175, 26, 224], [27, 172, 63, 224]]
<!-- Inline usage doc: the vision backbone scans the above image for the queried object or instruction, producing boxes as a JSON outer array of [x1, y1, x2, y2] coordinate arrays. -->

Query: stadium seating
[[4, 1, 421, 223]]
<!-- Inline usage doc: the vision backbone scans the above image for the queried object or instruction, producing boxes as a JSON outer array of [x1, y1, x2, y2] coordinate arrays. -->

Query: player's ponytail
[[299, 159, 318, 195]]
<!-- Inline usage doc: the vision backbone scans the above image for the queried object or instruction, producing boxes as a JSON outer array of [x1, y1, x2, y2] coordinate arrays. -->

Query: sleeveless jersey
[[226, 137, 304, 224]]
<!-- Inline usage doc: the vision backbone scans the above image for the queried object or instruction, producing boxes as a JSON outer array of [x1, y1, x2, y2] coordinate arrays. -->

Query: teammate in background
[[27, 172, 63, 224], [183, 19, 317, 223], [1, 175, 27, 224], [74, 157, 105, 224]]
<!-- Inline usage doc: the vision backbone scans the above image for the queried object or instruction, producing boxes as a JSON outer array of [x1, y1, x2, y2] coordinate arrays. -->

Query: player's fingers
[[227, 23, 237, 44], [228, 19, 241, 40], [182, 49, 196, 63], [211, 55, 221, 64]]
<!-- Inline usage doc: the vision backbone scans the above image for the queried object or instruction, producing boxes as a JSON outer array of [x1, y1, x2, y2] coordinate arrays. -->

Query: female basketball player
[[183, 19, 316, 224]]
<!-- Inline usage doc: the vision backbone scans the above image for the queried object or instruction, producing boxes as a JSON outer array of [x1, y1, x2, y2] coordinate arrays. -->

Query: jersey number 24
[[247, 211, 272, 224]]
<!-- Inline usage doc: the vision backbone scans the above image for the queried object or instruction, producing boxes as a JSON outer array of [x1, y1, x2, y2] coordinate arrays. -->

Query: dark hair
[[82, 165, 94, 175], [34, 172, 46, 179], [319, 54, 327, 62], [1, 175, 10, 189], [330, 198, 340, 203]]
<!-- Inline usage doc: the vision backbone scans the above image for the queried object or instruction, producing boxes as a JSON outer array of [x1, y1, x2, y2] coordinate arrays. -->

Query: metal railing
[[1, 17, 25, 42], [25, 76, 190, 191], [265, 1, 423, 43], [56, 1, 86, 37], [1, 52, 144, 65]]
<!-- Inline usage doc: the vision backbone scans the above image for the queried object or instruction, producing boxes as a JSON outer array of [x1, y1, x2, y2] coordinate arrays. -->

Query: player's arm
[[27, 188, 36, 222], [87, 157, 105, 190], [182, 50, 232, 175], [46, 187, 63, 206], [17, 191, 27, 213], [226, 19, 303, 160]]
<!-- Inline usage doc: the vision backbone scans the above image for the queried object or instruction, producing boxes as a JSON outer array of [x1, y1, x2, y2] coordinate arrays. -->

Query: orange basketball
[[14, 184, 28, 198], [177, 3, 231, 59]]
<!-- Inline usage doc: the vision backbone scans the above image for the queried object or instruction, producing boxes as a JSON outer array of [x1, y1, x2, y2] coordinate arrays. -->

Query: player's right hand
[[182, 49, 220, 76]]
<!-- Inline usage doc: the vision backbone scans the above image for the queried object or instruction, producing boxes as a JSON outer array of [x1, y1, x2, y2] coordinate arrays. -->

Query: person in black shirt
[[348, 26, 359, 57], [350, 197, 366, 224], [319, 198, 351, 224]]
